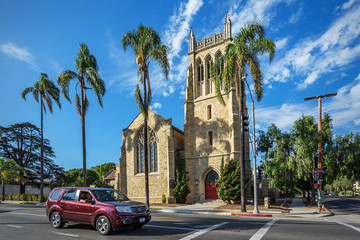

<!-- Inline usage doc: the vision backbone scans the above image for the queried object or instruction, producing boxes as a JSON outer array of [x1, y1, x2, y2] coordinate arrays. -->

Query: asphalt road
[[0, 200, 360, 240]]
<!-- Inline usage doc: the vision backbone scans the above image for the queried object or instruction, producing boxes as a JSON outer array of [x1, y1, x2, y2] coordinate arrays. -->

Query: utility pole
[[304, 92, 337, 211], [244, 78, 259, 214]]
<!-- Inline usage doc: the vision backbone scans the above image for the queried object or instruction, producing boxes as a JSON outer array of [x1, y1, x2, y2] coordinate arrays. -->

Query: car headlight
[[116, 206, 132, 213]]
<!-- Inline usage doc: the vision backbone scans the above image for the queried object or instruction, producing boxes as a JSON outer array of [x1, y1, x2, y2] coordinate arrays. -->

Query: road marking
[[10, 212, 46, 217], [179, 222, 228, 240], [55, 232, 79, 238], [7, 225, 23, 229], [324, 219, 360, 233], [249, 219, 278, 240], [145, 224, 196, 231]]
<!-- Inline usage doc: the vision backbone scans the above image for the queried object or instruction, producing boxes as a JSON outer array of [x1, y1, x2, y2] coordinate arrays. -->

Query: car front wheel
[[50, 211, 64, 228], [96, 215, 112, 235]]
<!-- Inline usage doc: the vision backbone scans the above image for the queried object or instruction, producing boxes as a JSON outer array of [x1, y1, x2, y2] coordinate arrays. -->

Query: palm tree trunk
[[40, 97, 44, 202], [143, 73, 150, 208], [1, 179, 5, 201], [81, 86, 87, 187], [239, 72, 246, 212]]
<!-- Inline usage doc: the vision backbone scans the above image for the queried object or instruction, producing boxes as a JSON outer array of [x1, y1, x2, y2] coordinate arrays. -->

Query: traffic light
[[314, 168, 324, 181], [258, 167, 262, 180], [243, 114, 249, 132], [314, 183, 320, 189]]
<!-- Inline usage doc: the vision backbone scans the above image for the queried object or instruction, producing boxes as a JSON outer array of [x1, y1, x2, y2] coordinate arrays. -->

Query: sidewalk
[[281, 194, 333, 218]]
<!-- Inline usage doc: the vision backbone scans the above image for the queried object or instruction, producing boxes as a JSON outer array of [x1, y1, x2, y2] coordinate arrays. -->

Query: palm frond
[[75, 93, 81, 116], [57, 70, 78, 103], [32, 89, 40, 102], [223, 55, 236, 92], [135, 84, 147, 119], [215, 74, 225, 106], [85, 67, 105, 108], [21, 87, 34, 100], [83, 93, 89, 117], [248, 58, 263, 101], [43, 93, 53, 114], [150, 45, 170, 79]]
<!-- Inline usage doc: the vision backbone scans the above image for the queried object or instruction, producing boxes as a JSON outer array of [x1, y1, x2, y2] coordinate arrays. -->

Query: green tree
[[21, 73, 61, 202], [122, 24, 170, 206], [211, 21, 275, 212], [57, 43, 106, 187], [259, 114, 333, 205], [0, 158, 26, 201], [173, 153, 190, 203], [0, 122, 64, 193], [216, 158, 241, 204]]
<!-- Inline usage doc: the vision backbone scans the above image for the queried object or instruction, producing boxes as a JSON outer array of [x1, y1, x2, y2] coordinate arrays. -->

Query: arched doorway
[[205, 170, 219, 199]]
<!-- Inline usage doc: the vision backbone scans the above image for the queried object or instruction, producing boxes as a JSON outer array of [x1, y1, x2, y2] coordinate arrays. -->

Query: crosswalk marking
[[249, 219, 278, 240], [179, 222, 228, 240]]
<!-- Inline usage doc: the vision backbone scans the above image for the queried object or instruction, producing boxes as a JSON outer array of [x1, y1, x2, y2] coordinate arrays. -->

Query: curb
[[231, 213, 272, 217], [151, 209, 273, 218], [324, 208, 335, 216]]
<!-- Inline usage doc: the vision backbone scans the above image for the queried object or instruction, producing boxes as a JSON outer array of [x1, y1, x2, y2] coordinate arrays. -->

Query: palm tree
[[211, 20, 275, 212], [57, 43, 105, 187], [21, 73, 61, 202], [0, 158, 26, 201], [122, 24, 170, 207]]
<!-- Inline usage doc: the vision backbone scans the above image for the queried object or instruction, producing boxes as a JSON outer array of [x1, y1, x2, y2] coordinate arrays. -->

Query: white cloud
[[355, 73, 360, 81], [289, 6, 303, 24], [265, 3, 360, 88], [228, 0, 293, 33], [255, 102, 315, 131], [275, 38, 288, 50], [0, 43, 38, 70], [325, 79, 360, 131], [164, 0, 203, 62], [151, 102, 162, 110], [342, 0, 356, 10]]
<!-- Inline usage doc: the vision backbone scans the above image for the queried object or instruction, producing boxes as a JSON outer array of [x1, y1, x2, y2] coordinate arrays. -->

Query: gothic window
[[205, 57, 213, 94], [208, 131, 213, 146], [136, 127, 158, 174], [196, 59, 204, 97]]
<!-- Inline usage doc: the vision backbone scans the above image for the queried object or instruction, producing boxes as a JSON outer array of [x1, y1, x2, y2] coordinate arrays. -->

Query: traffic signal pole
[[305, 93, 337, 211]]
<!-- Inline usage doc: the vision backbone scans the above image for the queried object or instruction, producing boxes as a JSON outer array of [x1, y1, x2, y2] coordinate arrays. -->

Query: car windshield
[[91, 189, 129, 202]]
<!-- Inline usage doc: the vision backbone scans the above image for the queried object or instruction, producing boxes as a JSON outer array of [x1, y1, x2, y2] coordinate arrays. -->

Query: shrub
[[174, 153, 191, 203], [161, 193, 166, 204]]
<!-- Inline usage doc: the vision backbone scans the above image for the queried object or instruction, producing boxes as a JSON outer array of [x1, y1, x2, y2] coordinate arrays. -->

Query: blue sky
[[1, 0, 359, 171]]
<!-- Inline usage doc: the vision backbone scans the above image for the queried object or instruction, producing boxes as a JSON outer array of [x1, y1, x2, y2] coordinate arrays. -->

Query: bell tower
[[184, 12, 250, 203]]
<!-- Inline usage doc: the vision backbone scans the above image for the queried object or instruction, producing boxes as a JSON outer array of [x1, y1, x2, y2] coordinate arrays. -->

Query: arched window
[[136, 127, 158, 174], [205, 56, 213, 95], [196, 59, 204, 97]]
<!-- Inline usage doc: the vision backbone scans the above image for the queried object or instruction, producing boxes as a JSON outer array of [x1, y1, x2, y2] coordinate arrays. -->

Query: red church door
[[205, 170, 219, 199]]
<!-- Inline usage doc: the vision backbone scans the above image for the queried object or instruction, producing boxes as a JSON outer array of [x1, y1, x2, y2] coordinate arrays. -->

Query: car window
[[61, 190, 76, 201], [92, 190, 129, 202], [50, 189, 62, 200]]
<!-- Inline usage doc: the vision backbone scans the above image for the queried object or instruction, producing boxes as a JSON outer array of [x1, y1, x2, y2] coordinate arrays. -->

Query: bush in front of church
[[174, 153, 191, 203], [216, 158, 241, 204]]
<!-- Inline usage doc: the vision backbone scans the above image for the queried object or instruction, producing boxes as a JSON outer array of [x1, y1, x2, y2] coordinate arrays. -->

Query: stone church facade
[[116, 12, 250, 204]]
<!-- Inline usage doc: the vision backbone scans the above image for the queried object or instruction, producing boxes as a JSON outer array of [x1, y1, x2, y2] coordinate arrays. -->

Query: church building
[[116, 12, 250, 204]]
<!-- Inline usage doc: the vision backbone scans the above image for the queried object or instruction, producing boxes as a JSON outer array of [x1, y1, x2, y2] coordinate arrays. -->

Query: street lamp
[[243, 74, 259, 214]]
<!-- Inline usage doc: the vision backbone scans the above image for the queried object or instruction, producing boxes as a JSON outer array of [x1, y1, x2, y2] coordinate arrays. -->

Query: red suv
[[46, 187, 151, 235]]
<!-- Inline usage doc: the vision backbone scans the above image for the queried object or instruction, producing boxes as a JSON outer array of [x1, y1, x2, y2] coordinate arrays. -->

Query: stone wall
[[118, 110, 182, 203]]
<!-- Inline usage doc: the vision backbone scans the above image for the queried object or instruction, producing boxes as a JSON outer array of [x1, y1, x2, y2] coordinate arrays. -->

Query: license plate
[[139, 217, 145, 223]]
